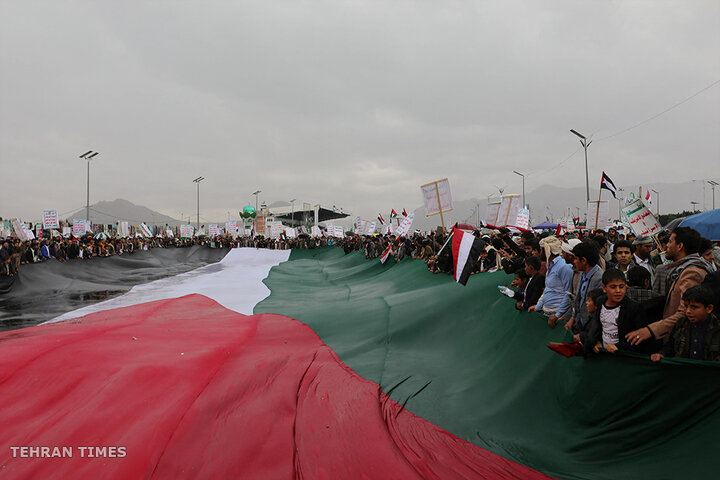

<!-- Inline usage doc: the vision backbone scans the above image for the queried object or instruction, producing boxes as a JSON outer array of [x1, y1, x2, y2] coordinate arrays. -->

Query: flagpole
[[436, 231, 454, 257], [595, 179, 602, 231], [435, 181, 446, 231]]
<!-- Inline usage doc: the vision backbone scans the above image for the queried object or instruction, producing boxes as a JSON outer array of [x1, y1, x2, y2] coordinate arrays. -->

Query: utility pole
[[193, 177, 204, 231], [570, 129, 592, 203], [79, 151, 99, 225]]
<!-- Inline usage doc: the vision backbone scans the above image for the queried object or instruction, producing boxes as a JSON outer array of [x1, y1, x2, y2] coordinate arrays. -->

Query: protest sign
[[333, 226, 344, 238], [140, 223, 153, 237], [421, 178, 453, 228], [355, 217, 362, 233], [395, 212, 415, 237], [180, 225, 194, 238], [365, 221, 377, 235], [587, 201, 610, 231], [72, 219, 87, 237], [496, 195, 521, 227], [485, 201, 501, 226], [621, 199, 662, 237], [225, 222, 239, 235], [311, 225, 322, 237], [515, 208, 530, 230], [42, 210, 59, 229], [208, 224, 219, 236], [285, 227, 298, 238]]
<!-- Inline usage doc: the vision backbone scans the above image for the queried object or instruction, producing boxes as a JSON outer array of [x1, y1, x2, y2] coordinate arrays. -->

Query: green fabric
[[255, 247, 720, 479]]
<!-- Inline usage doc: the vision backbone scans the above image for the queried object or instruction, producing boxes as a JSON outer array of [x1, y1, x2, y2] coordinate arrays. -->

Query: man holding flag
[[451, 227, 485, 286]]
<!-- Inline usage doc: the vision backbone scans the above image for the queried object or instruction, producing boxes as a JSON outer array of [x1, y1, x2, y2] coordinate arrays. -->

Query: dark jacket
[[514, 274, 546, 310], [580, 294, 650, 356], [660, 313, 720, 361]]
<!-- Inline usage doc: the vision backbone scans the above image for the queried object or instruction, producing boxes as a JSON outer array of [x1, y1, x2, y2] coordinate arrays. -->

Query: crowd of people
[[336, 225, 720, 363], [0, 232, 332, 277], [3, 222, 720, 363]]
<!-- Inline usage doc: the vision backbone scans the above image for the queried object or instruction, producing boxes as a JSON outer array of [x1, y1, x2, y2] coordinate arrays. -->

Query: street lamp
[[570, 129, 592, 203], [79, 150, 100, 225], [651, 189, 660, 217], [691, 201, 699, 212], [193, 177, 204, 230], [252, 190, 261, 212], [708, 181, 718, 210], [289, 199, 296, 226], [513, 170, 525, 208]]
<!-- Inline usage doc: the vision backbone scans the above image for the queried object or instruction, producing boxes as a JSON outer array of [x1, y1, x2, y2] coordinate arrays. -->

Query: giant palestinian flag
[[1, 247, 719, 479]]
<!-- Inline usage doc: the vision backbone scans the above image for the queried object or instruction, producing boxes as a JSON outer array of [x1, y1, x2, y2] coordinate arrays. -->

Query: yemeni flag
[[379, 244, 392, 264], [377, 213, 385, 225], [600, 171, 618, 198], [451, 227, 484, 285], [2, 247, 719, 479]]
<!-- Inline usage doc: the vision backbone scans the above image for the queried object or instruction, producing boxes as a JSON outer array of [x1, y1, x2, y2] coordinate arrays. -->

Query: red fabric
[[546, 342, 583, 358], [0, 295, 550, 479]]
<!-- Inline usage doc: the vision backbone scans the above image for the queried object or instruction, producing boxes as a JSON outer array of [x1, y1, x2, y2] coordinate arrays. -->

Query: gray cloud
[[1, 0, 718, 225]]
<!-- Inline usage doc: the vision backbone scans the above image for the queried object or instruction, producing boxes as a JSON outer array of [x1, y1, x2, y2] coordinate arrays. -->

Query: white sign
[[383, 224, 393, 235], [621, 199, 662, 237], [62, 226, 72, 237], [42, 210, 59, 229], [587, 201, 610, 231], [496, 195, 522, 227], [225, 222, 239, 235], [140, 223, 153, 237], [311, 225, 322, 237], [285, 227, 298, 238], [333, 226, 344, 238], [208, 224, 219, 236], [486, 202, 501, 226], [421, 178, 453, 217], [395, 212, 415, 237], [365, 221, 377, 235], [166, 229, 174, 238], [355, 216, 362, 233], [269, 222, 284, 239], [72, 219, 88, 237], [515, 208, 530, 230], [180, 225, 194, 238], [12, 219, 33, 241]]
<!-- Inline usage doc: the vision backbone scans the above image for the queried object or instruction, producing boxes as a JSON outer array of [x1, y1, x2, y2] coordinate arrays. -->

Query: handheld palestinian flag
[[600, 171, 617, 198], [377, 213, 385, 225], [402, 208, 408, 217], [451, 227, 485, 285], [380, 244, 393, 264], [391, 209, 399, 218]]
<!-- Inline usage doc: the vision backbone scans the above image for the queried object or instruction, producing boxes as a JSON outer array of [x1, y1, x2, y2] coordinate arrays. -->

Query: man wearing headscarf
[[530, 236, 574, 319]]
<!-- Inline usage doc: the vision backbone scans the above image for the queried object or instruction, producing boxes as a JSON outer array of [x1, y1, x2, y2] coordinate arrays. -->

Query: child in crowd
[[576, 268, 648, 355], [651, 285, 720, 362]]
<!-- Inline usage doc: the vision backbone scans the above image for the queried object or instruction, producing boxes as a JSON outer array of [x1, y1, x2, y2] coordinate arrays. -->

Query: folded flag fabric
[[451, 227, 485, 285], [547, 342, 583, 357], [600, 171, 618, 198]]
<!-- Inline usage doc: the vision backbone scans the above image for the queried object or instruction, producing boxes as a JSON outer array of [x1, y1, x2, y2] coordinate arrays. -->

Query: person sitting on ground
[[578, 268, 648, 355], [651, 285, 720, 362]]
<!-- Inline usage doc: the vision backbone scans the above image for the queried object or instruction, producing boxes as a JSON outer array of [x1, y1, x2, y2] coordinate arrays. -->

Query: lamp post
[[691, 201, 699, 212], [289, 198, 296, 226], [79, 150, 99, 225], [570, 129, 592, 203], [193, 177, 204, 230], [708, 181, 718, 210], [513, 170, 525, 208], [651, 189, 660, 217]]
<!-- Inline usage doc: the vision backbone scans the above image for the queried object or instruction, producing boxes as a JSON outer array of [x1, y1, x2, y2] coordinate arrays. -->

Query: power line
[[597, 78, 720, 141]]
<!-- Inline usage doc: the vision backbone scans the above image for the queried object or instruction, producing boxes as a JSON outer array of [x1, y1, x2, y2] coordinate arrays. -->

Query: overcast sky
[[1, 0, 719, 224]]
